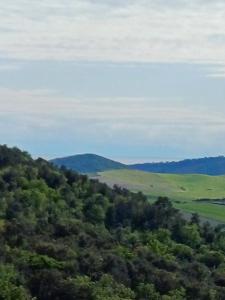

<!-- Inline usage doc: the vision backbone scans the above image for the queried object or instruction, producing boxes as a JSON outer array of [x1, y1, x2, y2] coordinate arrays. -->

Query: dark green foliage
[[0, 145, 225, 299]]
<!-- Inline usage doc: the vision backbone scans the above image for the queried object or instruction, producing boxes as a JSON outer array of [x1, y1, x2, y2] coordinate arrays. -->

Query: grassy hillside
[[97, 169, 225, 222], [51, 153, 126, 173]]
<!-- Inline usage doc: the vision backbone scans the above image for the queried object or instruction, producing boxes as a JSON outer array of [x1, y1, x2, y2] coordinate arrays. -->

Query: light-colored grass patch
[[98, 169, 225, 222]]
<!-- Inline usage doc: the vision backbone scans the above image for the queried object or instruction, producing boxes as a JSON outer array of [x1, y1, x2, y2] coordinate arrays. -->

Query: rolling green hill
[[51, 153, 126, 173], [97, 169, 225, 222]]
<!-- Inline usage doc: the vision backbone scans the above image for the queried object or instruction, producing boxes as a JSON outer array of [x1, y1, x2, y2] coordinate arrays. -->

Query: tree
[[0, 264, 31, 300]]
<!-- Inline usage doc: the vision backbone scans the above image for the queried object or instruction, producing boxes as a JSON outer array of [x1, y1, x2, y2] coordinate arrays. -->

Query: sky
[[1, 0, 225, 162]]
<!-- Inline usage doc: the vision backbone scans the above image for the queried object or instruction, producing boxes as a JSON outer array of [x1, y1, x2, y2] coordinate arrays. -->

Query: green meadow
[[98, 169, 225, 222]]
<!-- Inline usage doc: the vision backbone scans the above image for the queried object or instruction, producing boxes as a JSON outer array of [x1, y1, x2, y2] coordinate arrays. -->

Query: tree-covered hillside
[[0, 145, 225, 299]]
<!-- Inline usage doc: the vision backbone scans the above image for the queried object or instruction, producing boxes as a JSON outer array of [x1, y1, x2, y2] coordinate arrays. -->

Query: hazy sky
[[1, 0, 225, 162]]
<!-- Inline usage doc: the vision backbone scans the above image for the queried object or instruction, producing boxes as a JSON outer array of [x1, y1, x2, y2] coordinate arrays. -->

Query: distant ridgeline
[[130, 156, 225, 176], [51, 154, 225, 175], [1, 144, 225, 299]]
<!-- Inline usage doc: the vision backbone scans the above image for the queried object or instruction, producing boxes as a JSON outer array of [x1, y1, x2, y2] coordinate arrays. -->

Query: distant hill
[[130, 156, 225, 176], [51, 153, 126, 173], [51, 154, 225, 176]]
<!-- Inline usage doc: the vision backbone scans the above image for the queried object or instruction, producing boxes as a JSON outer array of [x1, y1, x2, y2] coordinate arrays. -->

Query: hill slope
[[1, 145, 225, 299], [130, 156, 225, 175], [97, 169, 225, 222], [51, 153, 126, 173]]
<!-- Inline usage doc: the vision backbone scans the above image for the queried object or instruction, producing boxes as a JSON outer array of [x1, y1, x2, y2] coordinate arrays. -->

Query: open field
[[97, 169, 225, 222]]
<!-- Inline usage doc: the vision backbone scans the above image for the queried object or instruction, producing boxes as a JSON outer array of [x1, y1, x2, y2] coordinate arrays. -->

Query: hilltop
[[51, 153, 126, 173]]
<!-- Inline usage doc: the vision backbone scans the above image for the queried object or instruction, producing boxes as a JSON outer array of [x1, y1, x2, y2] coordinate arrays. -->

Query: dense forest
[[0, 145, 225, 299]]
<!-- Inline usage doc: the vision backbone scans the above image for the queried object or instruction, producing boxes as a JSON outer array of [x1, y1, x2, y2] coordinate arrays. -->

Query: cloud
[[206, 65, 225, 78], [1, 0, 225, 64], [0, 61, 23, 71], [1, 87, 225, 157]]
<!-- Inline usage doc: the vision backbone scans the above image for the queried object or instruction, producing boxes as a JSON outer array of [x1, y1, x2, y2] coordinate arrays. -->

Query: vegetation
[[1, 145, 225, 299], [51, 153, 126, 173], [130, 156, 225, 175], [98, 169, 225, 222], [52, 153, 225, 176]]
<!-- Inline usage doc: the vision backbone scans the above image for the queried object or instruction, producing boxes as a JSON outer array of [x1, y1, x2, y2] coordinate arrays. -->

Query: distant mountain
[[51, 153, 126, 173], [130, 156, 225, 176], [51, 154, 225, 175]]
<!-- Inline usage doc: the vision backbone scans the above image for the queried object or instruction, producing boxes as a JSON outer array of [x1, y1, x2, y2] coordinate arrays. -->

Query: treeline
[[0, 145, 225, 299]]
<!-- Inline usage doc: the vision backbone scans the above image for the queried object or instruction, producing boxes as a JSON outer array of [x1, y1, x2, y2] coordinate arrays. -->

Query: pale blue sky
[[1, 0, 225, 162]]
